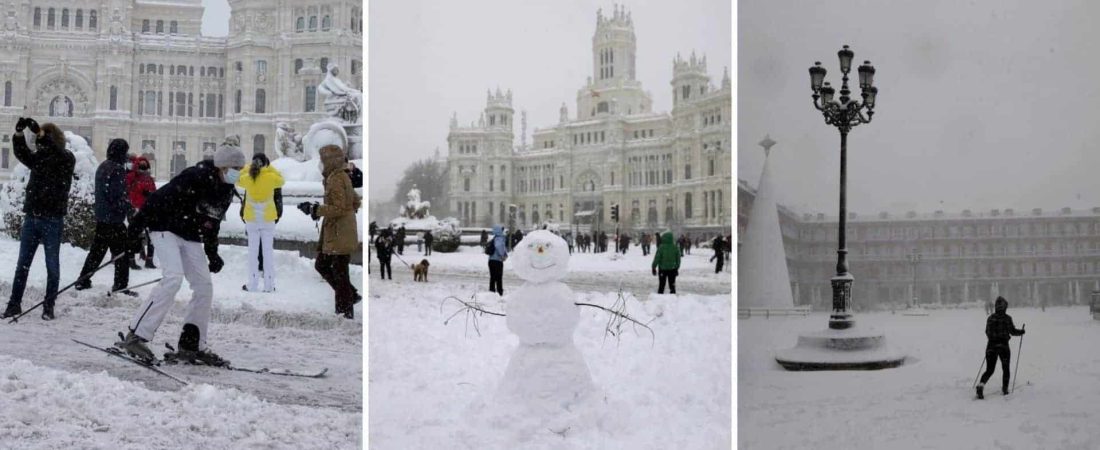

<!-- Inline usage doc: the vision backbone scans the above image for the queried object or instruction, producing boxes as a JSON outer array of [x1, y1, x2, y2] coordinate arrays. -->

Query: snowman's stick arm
[[574, 302, 656, 342]]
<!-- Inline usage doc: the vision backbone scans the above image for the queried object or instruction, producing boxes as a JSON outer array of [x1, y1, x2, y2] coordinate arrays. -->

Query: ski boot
[[975, 383, 984, 400], [41, 303, 55, 321], [0, 303, 21, 320], [167, 324, 230, 367], [113, 288, 138, 297], [117, 331, 157, 364]]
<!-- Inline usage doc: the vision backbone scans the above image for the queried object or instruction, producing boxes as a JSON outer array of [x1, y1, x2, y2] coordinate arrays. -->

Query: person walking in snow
[[376, 231, 394, 280], [488, 225, 508, 296], [710, 235, 725, 274], [126, 155, 157, 269], [74, 139, 134, 297], [2, 119, 76, 320], [976, 296, 1026, 399], [651, 231, 682, 295], [423, 230, 434, 256], [565, 232, 574, 254], [299, 145, 360, 319], [395, 226, 407, 255], [238, 153, 284, 293], [480, 229, 489, 248], [641, 232, 652, 256], [116, 143, 244, 364]]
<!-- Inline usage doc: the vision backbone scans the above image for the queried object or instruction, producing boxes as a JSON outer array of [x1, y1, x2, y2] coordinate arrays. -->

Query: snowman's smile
[[530, 261, 556, 270]]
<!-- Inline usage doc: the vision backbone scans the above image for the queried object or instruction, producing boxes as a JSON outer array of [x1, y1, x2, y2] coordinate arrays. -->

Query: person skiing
[[423, 229, 434, 256], [651, 231, 682, 294], [976, 296, 1026, 399], [125, 155, 157, 269], [2, 119, 75, 320], [74, 138, 134, 297], [299, 145, 360, 319], [116, 143, 245, 364], [376, 231, 393, 280], [488, 225, 508, 296], [238, 153, 284, 293], [710, 235, 725, 273]]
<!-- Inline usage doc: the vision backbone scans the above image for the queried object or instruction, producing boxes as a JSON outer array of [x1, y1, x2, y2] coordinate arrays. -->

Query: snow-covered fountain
[[270, 64, 363, 182]]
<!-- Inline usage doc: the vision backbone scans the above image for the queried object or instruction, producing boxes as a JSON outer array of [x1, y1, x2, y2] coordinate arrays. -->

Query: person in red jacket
[[125, 156, 157, 269]]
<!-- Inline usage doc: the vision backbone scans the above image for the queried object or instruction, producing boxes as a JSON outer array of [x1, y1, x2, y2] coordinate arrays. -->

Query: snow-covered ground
[[739, 307, 1100, 449], [368, 244, 732, 449], [0, 237, 362, 448]]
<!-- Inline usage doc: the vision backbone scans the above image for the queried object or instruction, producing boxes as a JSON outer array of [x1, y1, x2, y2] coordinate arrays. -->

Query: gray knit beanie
[[213, 144, 246, 168]]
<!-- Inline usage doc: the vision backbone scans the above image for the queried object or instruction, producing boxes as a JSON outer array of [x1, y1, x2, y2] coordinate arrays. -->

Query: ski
[[72, 339, 189, 386], [106, 278, 163, 297], [163, 344, 327, 378]]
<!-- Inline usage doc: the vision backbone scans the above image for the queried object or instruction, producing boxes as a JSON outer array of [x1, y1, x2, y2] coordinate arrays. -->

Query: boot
[[145, 259, 157, 269], [175, 323, 230, 367], [976, 383, 984, 399], [73, 279, 92, 291], [117, 331, 156, 363], [114, 289, 138, 297], [130, 259, 142, 270], [0, 303, 21, 319], [41, 304, 55, 321], [1003, 385, 1010, 396]]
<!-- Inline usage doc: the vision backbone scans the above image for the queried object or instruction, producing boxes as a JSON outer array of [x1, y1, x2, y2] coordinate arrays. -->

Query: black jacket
[[130, 161, 233, 256], [423, 231, 434, 244], [375, 237, 393, 261], [13, 133, 75, 218], [94, 142, 131, 224], [985, 312, 1024, 347]]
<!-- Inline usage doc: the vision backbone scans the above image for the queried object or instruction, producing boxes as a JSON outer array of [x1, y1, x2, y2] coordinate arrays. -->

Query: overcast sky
[[369, 0, 732, 202], [201, 0, 229, 37], [740, 0, 1100, 217]]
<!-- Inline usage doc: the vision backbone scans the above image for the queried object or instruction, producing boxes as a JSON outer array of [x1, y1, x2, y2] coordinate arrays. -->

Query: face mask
[[124, 163, 133, 171], [224, 168, 241, 184]]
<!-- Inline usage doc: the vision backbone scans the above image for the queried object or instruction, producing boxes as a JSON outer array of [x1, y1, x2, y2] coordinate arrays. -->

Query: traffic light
[[611, 204, 620, 222]]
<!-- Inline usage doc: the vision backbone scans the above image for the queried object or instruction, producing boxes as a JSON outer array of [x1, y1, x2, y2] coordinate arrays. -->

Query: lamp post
[[808, 45, 877, 330], [907, 249, 922, 308]]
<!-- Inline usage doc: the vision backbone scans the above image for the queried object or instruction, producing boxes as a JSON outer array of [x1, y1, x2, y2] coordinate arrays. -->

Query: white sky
[[369, 0, 732, 201], [201, 0, 230, 37], [740, 0, 1100, 216]]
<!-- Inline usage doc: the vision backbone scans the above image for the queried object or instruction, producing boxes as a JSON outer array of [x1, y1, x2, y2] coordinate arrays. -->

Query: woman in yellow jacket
[[237, 153, 285, 292]]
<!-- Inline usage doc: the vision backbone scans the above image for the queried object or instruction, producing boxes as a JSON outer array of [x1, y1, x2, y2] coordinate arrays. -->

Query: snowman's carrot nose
[[537, 246, 544, 254]]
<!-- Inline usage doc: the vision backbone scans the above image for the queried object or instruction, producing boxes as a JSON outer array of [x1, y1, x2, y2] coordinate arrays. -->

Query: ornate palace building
[[738, 181, 1100, 309], [0, 0, 362, 180], [444, 6, 732, 234]]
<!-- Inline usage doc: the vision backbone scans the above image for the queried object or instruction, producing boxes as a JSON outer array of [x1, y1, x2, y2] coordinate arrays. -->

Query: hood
[[660, 231, 675, 246], [107, 139, 129, 164], [492, 225, 504, 237], [995, 297, 1008, 313], [320, 145, 346, 177]]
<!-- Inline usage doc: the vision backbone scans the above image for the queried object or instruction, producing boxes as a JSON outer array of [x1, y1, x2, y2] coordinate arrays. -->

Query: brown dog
[[412, 259, 430, 282]]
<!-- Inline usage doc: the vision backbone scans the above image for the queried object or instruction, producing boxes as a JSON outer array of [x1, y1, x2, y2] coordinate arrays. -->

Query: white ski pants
[[245, 221, 276, 292], [129, 231, 213, 349]]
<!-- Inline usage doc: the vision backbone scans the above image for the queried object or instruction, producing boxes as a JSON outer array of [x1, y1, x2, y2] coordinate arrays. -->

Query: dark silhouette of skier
[[976, 296, 1025, 399]]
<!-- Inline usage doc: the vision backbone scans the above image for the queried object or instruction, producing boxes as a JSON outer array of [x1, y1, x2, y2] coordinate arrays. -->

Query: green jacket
[[651, 232, 681, 270]]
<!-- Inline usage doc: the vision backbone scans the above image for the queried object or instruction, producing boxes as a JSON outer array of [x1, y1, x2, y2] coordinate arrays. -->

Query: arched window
[[89, 10, 97, 30], [33, 8, 41, 28], [205, 94, 215, 119], [684, 164, 691, 180], [253, 134, 265, 155], [177, 65, 187, 75], [3, 81, 11, 107], [142, 19, 150, 33], [170, 152, 188, 178], [254, 89, 266, 113], [76, 10, 83, 29], [294, 59, 303, 74], [144, 90, 156, 115], [309, 16, 317, 31], [61, 9, 69, 28], [320, 57, 329, 73], [296, 17, 305, 32], [175, 91, 185, 116], [47, 8, 55, 28], [109, 86, 117, 110], [304, 86, 316, 112], [234, 90, 242, 113], [156, 20, 164, 33], [597, 101, 608, 113], [708, 158, 715, 176], [170, 21, 178, 34], [532, 211, 540, 225], [463, 178, 470, 192], [322, 15, 331, 31]]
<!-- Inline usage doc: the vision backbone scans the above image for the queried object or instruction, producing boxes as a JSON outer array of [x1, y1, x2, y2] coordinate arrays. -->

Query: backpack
[[484, 238, 495, 256]]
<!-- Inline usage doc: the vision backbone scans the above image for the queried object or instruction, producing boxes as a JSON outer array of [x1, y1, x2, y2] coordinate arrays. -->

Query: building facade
[[0, 0, 362, 181], [445, 6, 732, 235], [738, 181, 1100, 309]]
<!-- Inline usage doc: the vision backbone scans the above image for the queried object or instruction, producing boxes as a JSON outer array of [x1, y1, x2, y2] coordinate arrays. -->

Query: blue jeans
[[9, 216, 64, 308]]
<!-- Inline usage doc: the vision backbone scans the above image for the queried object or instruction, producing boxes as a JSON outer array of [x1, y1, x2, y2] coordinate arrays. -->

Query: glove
[[26, 118, 40, 135], [652, 267, 657, 276], [15, 117, 26, 133], [1019, 329, 1025, 335], [208, 253, 224, 273], [297, 201, 313, 216]]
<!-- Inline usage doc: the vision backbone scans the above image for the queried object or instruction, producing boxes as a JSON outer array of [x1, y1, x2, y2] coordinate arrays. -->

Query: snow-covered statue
[[275, 122, 305, 161], [400, 184, 431, 219], [497, 230, 595, 414], [64, 131, 98, 183], [318, 64, 361, 124]]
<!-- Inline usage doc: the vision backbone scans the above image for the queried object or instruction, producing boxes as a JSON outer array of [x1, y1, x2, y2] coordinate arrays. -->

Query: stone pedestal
[[775, 325, 906, 371]]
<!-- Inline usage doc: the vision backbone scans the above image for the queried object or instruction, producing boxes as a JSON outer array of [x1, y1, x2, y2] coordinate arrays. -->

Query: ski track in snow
[[368, 245, 732, 450], [740, 308, 1100, 450], [0, 237, 362, 448]]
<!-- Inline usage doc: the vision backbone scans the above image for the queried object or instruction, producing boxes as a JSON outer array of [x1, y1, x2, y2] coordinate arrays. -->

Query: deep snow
[[0, 237, 362, 448], [739, 307, 1100, 449]]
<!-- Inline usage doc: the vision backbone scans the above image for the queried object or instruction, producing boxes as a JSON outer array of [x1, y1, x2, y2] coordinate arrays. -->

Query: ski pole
[[107, 278, 163, 297], [972, 352, 986, 388], [1012, 324, 1025, 393], [8, 252, 129, 323]]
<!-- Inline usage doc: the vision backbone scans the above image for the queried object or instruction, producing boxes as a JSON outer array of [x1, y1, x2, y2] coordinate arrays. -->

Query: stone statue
[[400, 184, 431, 220], [275, 122, 305, 161], [318, 64, 361, 123]]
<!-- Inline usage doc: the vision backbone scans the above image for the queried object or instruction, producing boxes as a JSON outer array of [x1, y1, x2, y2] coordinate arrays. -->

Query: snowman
[[497, 230, 595, 414]]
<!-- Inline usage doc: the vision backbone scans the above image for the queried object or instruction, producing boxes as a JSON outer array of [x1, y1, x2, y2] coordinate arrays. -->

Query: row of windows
[[488, 114, 509, 127], [628, 154, 673, 187], [141, 64, 225, 78], [830, 240, 1100, 259], [137, 91, 225, 118], [598, 48, 615, 80], [457, 141, 478, 155], [631, 129, 655, 139], [847, 261, 1100, 279], [703, 190, 724, 219], [32, 8, 97, 31], [680, 84, 708, 101], [702, 108, 723, 126], [141, 19, 179, 35], [541, 140, 556, 149], [573, 130, 606, 146], [830, 221, 1100, 242]]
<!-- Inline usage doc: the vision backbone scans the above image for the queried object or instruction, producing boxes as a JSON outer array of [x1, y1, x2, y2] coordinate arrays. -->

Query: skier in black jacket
[[117, 144, 245, 365], [2, 119, 75, 320], [976, 296, 1026, 399], [74, 139, 133, 297]]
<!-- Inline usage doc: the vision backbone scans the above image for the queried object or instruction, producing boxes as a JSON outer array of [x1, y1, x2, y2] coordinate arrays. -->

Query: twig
[[440, 293, 504, 337], [574, 286, 656, 347]]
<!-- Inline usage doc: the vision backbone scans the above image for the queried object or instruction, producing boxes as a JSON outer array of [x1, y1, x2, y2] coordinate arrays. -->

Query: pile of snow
[[218, 203, 364, 243], [0, 355, 359, 449], [270, 157, 362, 184]]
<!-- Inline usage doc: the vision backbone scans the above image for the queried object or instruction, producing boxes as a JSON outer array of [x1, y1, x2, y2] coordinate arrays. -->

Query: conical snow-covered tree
[[738, 136, 794, 308]]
